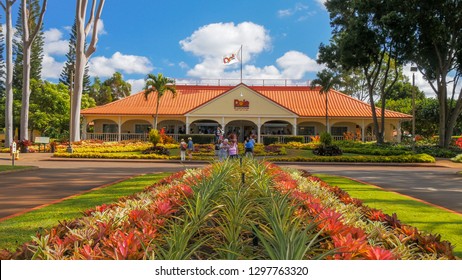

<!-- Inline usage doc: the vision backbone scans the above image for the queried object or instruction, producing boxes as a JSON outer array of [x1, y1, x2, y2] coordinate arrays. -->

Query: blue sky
[[6, 0, 330, 93], [6, 0, 433, 95]]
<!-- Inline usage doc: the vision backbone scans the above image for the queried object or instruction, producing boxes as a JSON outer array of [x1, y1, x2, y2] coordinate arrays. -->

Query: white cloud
[[127, 78, 146, 94], [88, 51, 154, 78], [87, 19, 107, 37], [43, 28, 69, 56], [277, 3, 316, 21], [41, 54, 65, 79], [277, 51, 324, 79], [402, 65, 433, 97], [180, 21, 322, 81], [180, 22, 270, 63]]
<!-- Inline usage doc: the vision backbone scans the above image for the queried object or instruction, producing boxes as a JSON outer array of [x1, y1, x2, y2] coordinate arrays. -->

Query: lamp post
[[66, 63, 74, 153], [410, 66, 418, 152]]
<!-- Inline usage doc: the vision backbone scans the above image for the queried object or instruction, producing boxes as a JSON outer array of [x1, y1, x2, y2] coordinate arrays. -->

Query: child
[[219, 138, 230, 161], [179, 138, 187, 161]]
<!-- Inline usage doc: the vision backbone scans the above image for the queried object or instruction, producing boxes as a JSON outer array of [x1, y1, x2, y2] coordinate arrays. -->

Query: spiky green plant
[[252, 193, 325, 260]]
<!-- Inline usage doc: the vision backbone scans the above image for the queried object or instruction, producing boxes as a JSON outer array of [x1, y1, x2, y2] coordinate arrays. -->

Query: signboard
[[11, 142, 16, 153], [234, 99, 249, 110]]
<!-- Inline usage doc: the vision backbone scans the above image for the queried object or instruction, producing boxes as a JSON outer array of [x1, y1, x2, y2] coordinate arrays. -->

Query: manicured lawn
[[315, 174, 462, 258], [0, 165, 34, 172], [0, 172, 171, 252]]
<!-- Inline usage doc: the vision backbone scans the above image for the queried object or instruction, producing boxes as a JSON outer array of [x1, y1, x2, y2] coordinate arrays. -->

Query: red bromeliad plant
[[1, 159, 456, 260]]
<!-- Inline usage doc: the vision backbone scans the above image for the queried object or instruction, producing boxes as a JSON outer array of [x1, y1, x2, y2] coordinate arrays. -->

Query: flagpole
[[240, 45, 243, 83]]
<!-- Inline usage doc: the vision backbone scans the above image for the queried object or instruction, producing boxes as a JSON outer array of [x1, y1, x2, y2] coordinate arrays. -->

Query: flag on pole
[[223, 48, 241, 65]]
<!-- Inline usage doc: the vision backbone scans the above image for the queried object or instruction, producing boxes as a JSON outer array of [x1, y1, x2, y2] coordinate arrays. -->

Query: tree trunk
[[71, 0, 105, 142], [19, 43, 31, 141], [18, 0, 47, 141], [2, 0, 16, 147], [71, 9, 86, 142], [154, 96, 160, 130]]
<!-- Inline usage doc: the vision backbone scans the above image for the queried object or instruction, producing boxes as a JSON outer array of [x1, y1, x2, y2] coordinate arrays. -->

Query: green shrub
[[183, 134, 215, 144], [262, 136, 279, 145], [451, 154, 462, 163], [320, 132, 332, 146], [148, 129, 161, 146], [283, 136, 304, 143], [268, 153, 435, 163], [415, 145, 462, 158]]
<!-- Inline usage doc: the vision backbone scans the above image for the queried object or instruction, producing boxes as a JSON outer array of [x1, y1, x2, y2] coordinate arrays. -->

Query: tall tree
[[391, 0, 462, 148], [13, 0, 45, 90], [103, 72, 131, 100], [144, 73, 177, 129], [310, 69, 341, 133], [319, 0, 404, 144], [71, 0, 105, 142], [18, 0, 47, 141], [0, 18, 5, 98], [59, 19, 90, 94], [1, 0, 18, 147], [89, 76, 111, 105]]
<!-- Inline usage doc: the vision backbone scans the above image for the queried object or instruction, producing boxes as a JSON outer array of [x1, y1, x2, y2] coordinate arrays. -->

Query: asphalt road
[[0, 153, 461, 220]]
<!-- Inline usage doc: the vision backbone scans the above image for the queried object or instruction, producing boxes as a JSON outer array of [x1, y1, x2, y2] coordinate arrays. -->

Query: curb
[[45, 157, 449, 168], [0, 166, 39, 174]]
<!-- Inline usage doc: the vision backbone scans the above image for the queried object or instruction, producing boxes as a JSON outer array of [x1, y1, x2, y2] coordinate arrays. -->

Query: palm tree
[[144, 73, 177, 129], [310, 69, 341, 133]]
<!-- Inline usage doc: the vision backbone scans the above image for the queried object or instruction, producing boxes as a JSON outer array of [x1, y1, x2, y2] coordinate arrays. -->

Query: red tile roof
[[81, 84, 411, 119]]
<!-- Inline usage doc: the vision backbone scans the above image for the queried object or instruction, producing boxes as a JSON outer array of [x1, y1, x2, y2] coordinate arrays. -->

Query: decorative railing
[[84, 133, 377, 143]]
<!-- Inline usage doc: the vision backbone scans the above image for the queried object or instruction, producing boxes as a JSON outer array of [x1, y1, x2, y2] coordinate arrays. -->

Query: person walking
[[187, 137, 194, 160], [179, 138, 187, 161], [244, 136, 254, 157], [228, 138, 239, 159]]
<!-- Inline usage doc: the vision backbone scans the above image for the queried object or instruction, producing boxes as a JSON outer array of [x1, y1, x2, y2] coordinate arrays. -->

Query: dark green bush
[[142, 146, 170, 156], [183, 134, 215, 144], [313, 145, 343, 156], [415, 145, 462, 158], [263, 136, 279, 145]]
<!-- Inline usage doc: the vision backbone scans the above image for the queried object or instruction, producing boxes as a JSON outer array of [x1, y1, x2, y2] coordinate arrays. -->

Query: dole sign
[[234, 99, 249, 110]]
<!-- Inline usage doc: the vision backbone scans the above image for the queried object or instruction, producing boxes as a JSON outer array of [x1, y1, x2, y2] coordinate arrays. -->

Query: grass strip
[[0, 172, 171, 252], [0, 165, 34, 172], [315, 174, 462, 258]]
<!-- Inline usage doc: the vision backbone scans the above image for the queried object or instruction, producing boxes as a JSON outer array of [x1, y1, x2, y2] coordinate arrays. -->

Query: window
[[135, 124, 152, 134], [298, 126, 315, 135], [102, 124, 117, 133], [331, 126, 348, 136]]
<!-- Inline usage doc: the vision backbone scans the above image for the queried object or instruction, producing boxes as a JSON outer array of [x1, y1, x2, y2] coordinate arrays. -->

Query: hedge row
[[267, 153, 435, 163]]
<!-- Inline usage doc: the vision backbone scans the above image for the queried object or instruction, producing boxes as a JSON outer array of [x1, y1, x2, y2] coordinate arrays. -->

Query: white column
[[293, 117, 297, 135], [186, 116, 190, 135], [118, 116, 122, 142], [257, 117, 261, 143], [397, 121, 402, 143], [361, 119, 366, 142], [82, 117, 87, 140]]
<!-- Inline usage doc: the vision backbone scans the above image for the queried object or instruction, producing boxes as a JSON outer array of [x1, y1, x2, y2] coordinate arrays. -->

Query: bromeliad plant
[[1, 159, 456, 260]]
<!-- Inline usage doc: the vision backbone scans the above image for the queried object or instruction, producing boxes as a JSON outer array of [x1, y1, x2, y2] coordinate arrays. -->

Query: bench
[[34, 137, 50, 152]]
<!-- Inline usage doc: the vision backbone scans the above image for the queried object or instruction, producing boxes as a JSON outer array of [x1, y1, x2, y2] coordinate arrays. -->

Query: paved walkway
[[0, 152, 461, 220]]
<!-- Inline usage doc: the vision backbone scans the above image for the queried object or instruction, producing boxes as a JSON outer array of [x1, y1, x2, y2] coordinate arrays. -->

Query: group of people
[[178, 126, 256, 162], [214, 126, 256, 161], [179, 137, 194, 161]]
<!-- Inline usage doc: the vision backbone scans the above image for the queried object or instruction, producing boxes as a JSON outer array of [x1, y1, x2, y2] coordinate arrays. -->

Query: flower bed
[[268, 154, 435, 163], [1, 160, 454, 260]]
